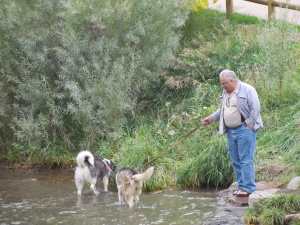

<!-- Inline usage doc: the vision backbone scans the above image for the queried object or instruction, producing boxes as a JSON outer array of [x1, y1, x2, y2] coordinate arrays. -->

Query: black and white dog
[[75, 150, 116, 196]]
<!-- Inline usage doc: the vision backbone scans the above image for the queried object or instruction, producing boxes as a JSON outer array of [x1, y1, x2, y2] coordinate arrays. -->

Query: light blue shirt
[[210, 81, 263, 134]]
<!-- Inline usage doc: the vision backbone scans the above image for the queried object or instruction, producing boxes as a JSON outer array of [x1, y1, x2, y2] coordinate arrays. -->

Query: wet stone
[[204, 190, 249, 225], [228, 196, 249, 207]]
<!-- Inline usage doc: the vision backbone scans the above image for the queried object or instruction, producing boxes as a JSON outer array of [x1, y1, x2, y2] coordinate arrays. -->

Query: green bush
[[0, 0, 190, 158]]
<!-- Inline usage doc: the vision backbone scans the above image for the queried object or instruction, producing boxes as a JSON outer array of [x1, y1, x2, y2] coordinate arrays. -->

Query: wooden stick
[[136, 123, 202, 171]]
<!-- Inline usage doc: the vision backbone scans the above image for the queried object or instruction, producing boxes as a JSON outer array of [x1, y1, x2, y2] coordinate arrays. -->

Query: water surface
[[0, 162, 222, 225]]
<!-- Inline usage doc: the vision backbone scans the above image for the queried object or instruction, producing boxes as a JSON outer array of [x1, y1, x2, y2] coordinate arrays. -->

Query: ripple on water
[[0, 166, 220, 225], [11, 222, 23, 225], [59, 211, 78, 214]]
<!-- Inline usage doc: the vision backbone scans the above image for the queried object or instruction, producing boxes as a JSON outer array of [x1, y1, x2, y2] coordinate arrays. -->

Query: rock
[[228, 182, 238, 191], [249, 188, 280, 208], [285, 213, 300, 225], [215, 179, 300, 224], [286, 176, 300, 190], [228, 196, 249, 207], [203, 204, 246, 225]]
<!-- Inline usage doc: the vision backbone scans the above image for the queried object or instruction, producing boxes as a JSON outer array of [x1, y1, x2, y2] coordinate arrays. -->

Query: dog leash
[[101, 159, 113, 173], [136, 122, 203, 171]]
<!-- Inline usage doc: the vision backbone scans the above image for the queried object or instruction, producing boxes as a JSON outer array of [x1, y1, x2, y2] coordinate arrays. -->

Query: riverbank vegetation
[[1, 0, 300, 194], [245, 194, 300, 225]]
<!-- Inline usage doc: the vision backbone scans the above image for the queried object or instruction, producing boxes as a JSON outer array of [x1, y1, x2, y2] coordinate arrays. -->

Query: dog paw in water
[[116, 167, 154, 208], [94, 190, 100, 196]]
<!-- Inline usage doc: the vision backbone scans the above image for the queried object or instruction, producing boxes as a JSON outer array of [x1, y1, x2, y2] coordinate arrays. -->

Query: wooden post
[[268, 0, 275, 20], [226, 0, 233, 18]]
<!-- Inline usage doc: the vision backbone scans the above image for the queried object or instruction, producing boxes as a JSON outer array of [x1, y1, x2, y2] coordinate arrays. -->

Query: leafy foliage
[[1, 0, 300, 195], [0, 0, 190, 160], [189, 0, 219, 12]]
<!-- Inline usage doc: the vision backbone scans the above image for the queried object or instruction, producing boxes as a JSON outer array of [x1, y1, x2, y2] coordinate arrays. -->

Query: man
[[202, 69, 263, 197]]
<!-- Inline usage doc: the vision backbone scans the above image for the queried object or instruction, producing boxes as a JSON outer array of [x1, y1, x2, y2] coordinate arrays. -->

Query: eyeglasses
[[226, 97, 230, 107]]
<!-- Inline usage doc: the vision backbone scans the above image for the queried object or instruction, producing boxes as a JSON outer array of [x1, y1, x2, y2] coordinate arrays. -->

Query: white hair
[[219, 69, 237, 80]]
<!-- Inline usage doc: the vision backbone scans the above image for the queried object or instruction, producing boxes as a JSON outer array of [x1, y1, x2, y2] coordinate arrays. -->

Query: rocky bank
[[204, 177, 300, 225]]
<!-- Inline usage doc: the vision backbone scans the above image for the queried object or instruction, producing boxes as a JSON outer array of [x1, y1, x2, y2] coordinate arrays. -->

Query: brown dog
[[116, 167, 154, 208]]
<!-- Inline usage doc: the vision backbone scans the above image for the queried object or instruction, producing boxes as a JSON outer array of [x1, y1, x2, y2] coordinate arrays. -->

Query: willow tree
[[0, 0, 191, 160]]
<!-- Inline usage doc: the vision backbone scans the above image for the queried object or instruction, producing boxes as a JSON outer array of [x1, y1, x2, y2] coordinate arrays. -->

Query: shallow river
[[0, 161, 234, 225]]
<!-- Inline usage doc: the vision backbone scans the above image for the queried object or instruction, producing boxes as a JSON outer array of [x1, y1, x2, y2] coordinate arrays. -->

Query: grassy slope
[[93, 9, 300, 192], [179, 9, 300, 186], [167, 9, 300, 224]]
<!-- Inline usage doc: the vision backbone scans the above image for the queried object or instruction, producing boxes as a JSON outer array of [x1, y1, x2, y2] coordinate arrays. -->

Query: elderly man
[[203, 69, 263, 197]]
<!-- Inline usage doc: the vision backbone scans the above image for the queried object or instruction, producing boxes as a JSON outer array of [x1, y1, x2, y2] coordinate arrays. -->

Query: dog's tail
[[76, 150, 94, 168], [132, 167, 154, 181]]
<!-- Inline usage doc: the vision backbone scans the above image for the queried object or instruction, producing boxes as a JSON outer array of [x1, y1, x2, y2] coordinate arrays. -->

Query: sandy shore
[[209, 0, 300, 25]]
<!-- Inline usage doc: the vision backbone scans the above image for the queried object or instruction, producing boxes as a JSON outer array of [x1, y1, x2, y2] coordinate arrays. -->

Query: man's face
[[220, 76, 236, 94]]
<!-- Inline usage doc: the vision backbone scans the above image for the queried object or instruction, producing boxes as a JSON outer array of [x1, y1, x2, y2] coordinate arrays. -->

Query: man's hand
[[203, 116, 213, 125]]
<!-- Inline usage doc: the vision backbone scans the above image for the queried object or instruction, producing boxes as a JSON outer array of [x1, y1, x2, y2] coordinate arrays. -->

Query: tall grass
[[245, 194, 300, 225], [96, 117, 234, 190], [250, 20, 300, 108], [168, 9, 300, 183], [176, 137, 234, 188], [94, 10, 300, 190], [97, 123, 179, 190]]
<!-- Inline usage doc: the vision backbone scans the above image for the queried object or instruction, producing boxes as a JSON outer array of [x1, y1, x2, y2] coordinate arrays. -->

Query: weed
[[245, 194, 300, 225]]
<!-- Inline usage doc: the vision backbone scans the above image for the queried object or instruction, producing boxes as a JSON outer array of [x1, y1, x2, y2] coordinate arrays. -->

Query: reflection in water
[[0, 164, 219, 225]]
